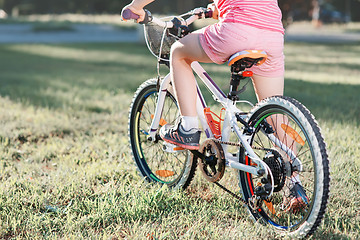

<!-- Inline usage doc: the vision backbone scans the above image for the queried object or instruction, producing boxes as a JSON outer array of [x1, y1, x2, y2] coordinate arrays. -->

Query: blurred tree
[[332, 0, 360, 21], [2, 0, 21, 13], [278, 0, 314, 27], [278, 0, 360, 25]]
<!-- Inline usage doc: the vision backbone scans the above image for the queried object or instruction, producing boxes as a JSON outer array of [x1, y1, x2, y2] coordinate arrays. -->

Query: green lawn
[[0, 42, 359, 239]]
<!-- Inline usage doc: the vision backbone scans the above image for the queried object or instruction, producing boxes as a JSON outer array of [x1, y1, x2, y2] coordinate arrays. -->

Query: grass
[[0, 41, 359, 239]]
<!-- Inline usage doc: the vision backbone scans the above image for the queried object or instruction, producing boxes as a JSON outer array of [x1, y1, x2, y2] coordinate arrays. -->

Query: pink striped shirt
[[214, 0, 284, 34]]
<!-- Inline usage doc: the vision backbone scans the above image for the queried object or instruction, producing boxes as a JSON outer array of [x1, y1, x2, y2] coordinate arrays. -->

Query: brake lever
[[139, 9, 153, 24], [169, 17, 190, 38], [190, 7, 213, 19]]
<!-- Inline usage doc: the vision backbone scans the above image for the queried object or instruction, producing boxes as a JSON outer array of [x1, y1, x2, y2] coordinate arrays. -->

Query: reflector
[[281, 124, 305, 146], [151, 114, 168, 126], [155, 170, 175, 177]]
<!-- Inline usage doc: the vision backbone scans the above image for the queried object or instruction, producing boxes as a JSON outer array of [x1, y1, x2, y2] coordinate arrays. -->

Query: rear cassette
[[263, 150, 286, 192]]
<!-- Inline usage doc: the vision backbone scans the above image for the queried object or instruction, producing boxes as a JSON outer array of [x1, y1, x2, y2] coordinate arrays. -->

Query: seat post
[[228, 64, 246, 101], [227, 50, 267, 101]]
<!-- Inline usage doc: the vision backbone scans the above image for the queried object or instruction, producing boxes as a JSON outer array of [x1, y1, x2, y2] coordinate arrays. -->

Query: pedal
[[162, 142, 185, 153]]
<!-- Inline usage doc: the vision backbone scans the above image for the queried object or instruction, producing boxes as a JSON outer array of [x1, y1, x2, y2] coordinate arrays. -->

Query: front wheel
[[239, 96, 330, 238], [128, 79, 197, 189]]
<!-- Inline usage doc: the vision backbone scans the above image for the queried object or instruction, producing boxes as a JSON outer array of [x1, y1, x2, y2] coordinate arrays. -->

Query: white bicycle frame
[[144, 11, 303, 196], [148, 61, 275, 180]]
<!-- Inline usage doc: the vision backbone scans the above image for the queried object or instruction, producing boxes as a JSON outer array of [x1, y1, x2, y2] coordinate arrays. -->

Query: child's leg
[[251, 74, 284, 101], [159, 32, 212, 150], [170, 32, 212, 118], [252, 75, 294, 157]]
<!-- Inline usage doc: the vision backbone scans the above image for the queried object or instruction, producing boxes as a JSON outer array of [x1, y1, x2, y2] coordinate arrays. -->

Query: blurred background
[[0, 0, 359, 24], [1, 0, 359, 44]]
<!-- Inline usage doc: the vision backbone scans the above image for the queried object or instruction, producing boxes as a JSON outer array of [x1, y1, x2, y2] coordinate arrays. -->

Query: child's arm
[[207, 2, 219, 20], [122, 0, 155, 22]]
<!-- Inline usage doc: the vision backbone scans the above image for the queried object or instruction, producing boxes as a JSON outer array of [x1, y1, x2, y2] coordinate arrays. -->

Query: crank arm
[[190, 150, 206, 160]]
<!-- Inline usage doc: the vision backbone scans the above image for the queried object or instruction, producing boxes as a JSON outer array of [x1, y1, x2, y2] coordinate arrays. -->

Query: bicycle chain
[[213, 181, 248, 205], [213, 138, 273, 152], [213, 139, 241, 147], [209, 139, 274, 208]]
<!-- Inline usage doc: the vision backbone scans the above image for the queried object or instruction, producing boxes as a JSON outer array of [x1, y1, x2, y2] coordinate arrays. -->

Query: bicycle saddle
[[228, 50, 268, 68]]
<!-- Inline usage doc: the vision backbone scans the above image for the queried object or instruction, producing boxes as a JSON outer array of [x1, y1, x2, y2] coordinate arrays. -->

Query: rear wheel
[[128, 79, 197, 189], [239, 96, 330, 238]]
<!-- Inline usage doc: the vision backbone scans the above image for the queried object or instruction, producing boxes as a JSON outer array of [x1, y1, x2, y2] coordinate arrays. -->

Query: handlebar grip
[[204, 10, 213, 19], [122, 9, 139, 20]]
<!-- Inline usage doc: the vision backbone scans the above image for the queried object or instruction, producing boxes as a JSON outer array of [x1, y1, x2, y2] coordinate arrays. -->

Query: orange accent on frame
[[242, 71, 253, 77]]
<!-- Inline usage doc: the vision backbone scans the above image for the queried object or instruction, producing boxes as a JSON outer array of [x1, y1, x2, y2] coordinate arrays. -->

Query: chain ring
[[198, 139, 226, 183]]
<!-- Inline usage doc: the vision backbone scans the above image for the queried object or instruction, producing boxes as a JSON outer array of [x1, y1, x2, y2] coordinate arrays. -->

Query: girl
[[122, 0, 284, 150]]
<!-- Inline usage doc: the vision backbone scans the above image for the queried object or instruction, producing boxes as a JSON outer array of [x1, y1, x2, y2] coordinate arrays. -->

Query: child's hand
[[207, 3, 219, 19], [121, 4, 145, 23]]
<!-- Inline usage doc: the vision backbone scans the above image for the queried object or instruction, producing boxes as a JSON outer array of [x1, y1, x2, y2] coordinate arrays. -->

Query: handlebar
[[122, 9, 139, 20], [121, 7, 213, 28]]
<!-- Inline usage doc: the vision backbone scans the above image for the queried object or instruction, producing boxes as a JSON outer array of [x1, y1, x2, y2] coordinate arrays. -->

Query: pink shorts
[[198, 22, 284, 77]]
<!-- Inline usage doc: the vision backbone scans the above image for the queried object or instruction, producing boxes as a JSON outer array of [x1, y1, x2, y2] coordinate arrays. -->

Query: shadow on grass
[[0, 42, 358, 124], [0, 43, 155, 110]]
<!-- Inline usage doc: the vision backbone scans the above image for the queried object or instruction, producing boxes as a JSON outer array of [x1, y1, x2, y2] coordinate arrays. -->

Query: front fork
[[147, 74, 171, 142]]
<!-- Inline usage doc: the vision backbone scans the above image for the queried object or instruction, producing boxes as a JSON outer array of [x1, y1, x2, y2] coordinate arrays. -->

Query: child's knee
[[170, 42, 192, 64], [170, 42, 182, 58]]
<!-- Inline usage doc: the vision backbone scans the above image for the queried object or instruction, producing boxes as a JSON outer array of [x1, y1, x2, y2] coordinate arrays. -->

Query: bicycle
[[123, 7, 330, 238]]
